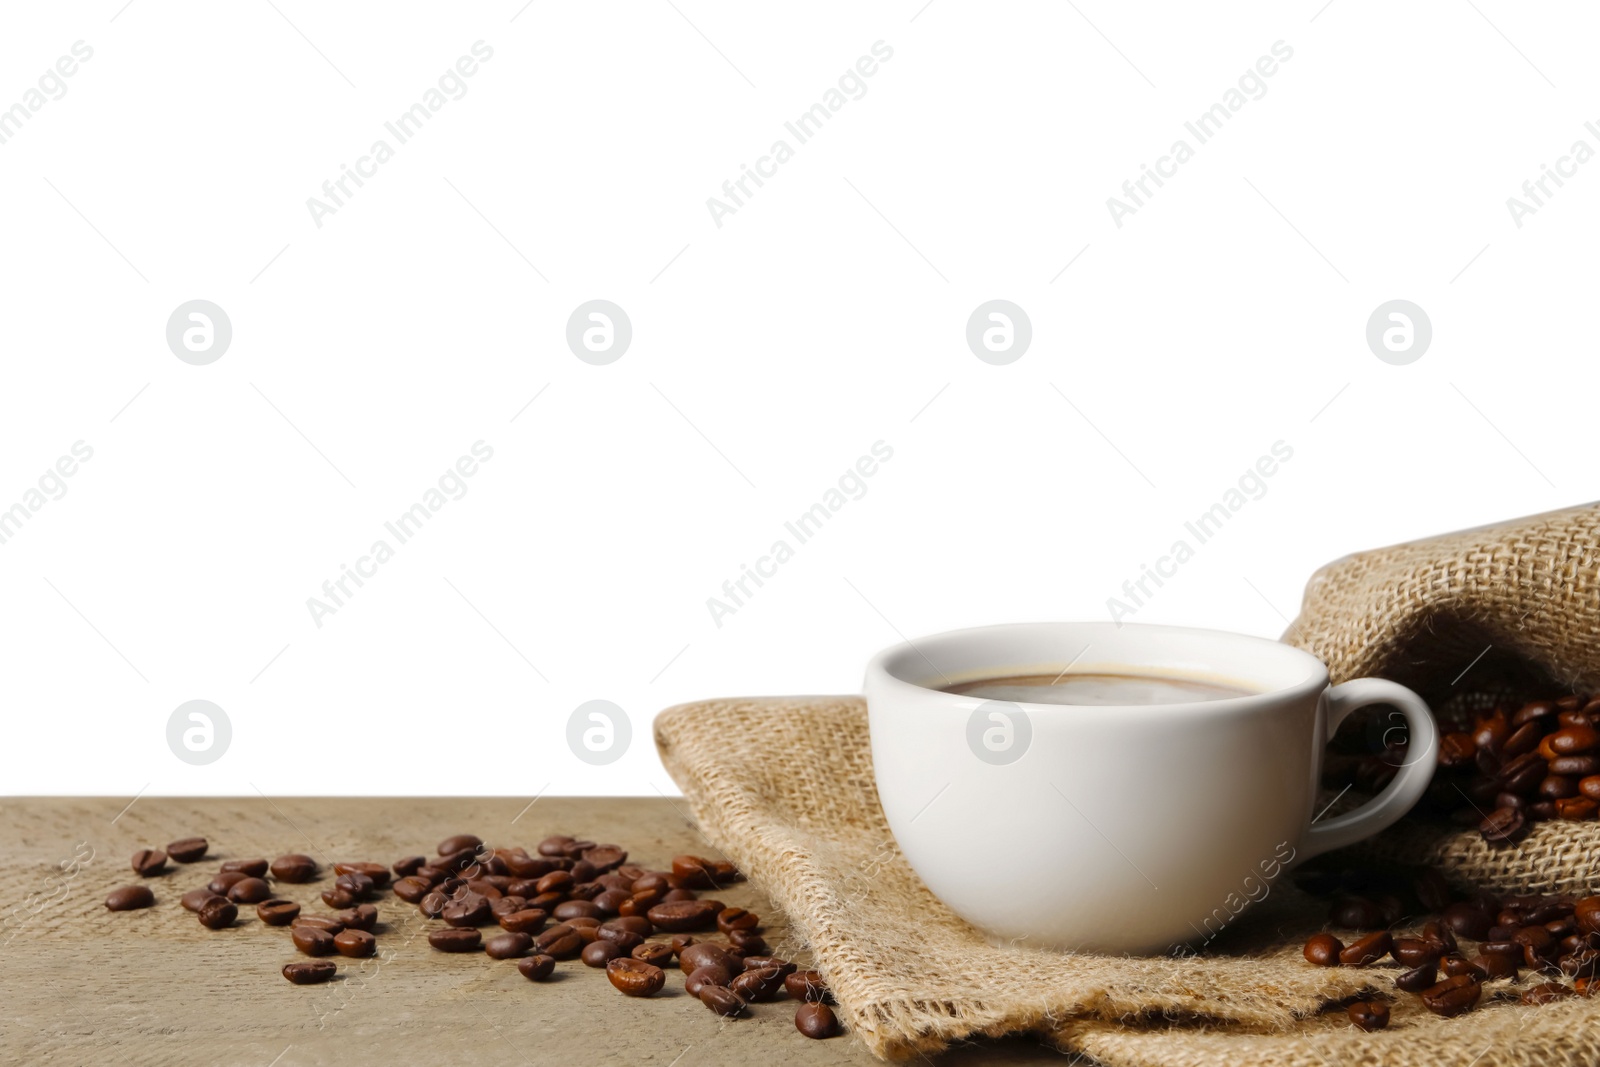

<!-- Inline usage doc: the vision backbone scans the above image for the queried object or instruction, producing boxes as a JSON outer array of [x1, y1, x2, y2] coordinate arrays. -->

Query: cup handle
[[1299, 678, 1438, 860]]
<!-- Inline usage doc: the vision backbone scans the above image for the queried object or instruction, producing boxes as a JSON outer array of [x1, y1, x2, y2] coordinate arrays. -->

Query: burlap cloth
[[654, 503, 1600, 1065]]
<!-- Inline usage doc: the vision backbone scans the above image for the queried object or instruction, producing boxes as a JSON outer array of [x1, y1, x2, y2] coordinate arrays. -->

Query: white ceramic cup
[[865, 621, 1437, 954]]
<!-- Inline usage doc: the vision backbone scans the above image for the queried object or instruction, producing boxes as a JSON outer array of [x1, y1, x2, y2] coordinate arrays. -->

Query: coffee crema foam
[[941, 671, 1257, 706]]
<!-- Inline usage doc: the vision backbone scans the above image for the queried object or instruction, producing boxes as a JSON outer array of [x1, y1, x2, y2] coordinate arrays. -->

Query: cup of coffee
[[864, 621, 1437, 954]]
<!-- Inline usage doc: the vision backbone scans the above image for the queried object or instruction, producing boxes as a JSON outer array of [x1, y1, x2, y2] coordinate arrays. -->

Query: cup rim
[[864, 620, 1329, 717]]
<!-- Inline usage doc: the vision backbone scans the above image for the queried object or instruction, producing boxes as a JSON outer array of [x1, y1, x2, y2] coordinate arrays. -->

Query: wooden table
[[2, 797, 1056, 1066]]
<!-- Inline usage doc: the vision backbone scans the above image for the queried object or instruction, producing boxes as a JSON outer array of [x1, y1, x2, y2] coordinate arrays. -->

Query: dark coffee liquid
[[941, 671, 1256, 706]]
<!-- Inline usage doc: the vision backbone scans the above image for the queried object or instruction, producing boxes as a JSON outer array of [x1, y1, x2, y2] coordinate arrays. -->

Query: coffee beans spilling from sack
[[1296, 855, 1600, 1026], [106, 831, 838, 1040], [1324, 692, 1600, 844]]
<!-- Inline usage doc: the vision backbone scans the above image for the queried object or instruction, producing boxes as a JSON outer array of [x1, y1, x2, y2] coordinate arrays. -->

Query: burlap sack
[[655, 504, 1600, 1063], [1286, 501, 1600, 898]]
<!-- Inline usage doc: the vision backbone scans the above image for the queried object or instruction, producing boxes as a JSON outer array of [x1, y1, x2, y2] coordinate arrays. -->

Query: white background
[[0, 1, 1588, 796]]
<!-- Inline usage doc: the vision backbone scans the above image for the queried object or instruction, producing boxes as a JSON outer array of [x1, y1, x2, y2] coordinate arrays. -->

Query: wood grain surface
[[0, 797, 1055, 1066]]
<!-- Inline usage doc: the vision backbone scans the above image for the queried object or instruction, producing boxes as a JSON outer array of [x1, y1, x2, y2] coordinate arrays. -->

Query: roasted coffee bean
[[1395, 962, 1438, 992], [537, 835, 573, 857], [1339, 932, 1392, 967], [208, 871, 248, 896], [648, 900, 719, 932], [442, 893, 492, 928], [415, 865, 449, 884], [700, 985, 746, 1017], [1540, 775, 1579, 800], [181, 888, 222, 912], [228, 877, 273, 904], [1547, 918, 1578, 939], [583, 845, 627, 872], [534, 925, 584, 960], [167, 837, 209, 863], [484, 932, 533, 960], [1479, 938, 1520, 959], [392, 855, 426, 878], [292, 915, 345, 934], [679, 941, 737, 974], [496, 908, 547, 934], [335, 904, 378, 932], [582, 939, 628, 967], [271, 854, 319, 883], [632, 942, 674, 968], [518, 953, 557, 980], [795, 1002, 840, 1039], [1502, 722, 1544, 760], [428, 927, 483, 953], [1558, 797, 1599, 820], [1421, 974, 1482, 1017], [1550, 756, 1600, 777], [1440, 954, 1487, 981], [321, 888, 358, 910], [1498, 750, 1545, 791], [534, 870, 574, 896], [500, 908, 550, 934], [671, 855, 722, 889], [599, 916, 652, 939], [505, 854, 559, 879], [661, 888, 699, 903], [669, 934, 698, 957], [257, 899, 302, 926], [282, 960, 338, 985], [1346, 1000, 1389, 1032], [131, 848, 167, 877], [438, 833, 483, 857], [731, 967, 785, 1002], [1390, 938, 1439, 966], [553, 900, 601, 922], [198, 898, 238, 930], [294, 926, 337, 955], [334, 872, 375, 900], [686, 964, 732, 996], [1550, 726, 1600, 755], [1480, 806, 1528, 844], [603, 956, 664, 996], [490, 896, 527, 919], [621, 891, 665, 917], [1513, 700, 1558, 727], [1523, 981, 1576, 1004], [528, 891, 565, 911], [1476, 951, 1519, 979], [717, 907, 761, 934], [1531, 800, 1559, 821], [106, 885, 155, 911], [591, 889, 629, 916], [394, 876, 433, 904], [786, 970, 831, 1002], [1328, 897, 1384, 930], [729, 930, 770, 956], [333, 929, 375, 958], [221, 858, 269, 877]]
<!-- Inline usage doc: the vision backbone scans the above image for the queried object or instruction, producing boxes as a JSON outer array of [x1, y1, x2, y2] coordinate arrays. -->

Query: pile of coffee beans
[[105, 831, 839, 1040], [1295, 856, 1600, 1027], [1325, 692, 1600, 844]]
